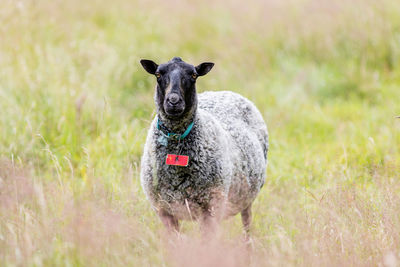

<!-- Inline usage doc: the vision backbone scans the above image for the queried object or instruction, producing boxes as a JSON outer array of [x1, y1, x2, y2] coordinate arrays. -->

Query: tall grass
[[1, 0, 400, 266]]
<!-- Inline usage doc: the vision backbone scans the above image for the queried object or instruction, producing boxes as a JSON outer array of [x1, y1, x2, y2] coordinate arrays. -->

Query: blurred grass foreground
[[1, 0, 400, 266]]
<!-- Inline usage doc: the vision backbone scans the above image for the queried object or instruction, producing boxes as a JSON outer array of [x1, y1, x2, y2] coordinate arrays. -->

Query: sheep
[[140, 57, 268, 236]]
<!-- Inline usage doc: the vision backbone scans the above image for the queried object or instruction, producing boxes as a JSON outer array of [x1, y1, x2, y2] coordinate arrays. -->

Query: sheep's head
[[140, 57, 214, 120]]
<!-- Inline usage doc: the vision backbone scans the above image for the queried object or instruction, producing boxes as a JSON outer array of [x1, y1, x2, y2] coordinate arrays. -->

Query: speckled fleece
[[140, 91, 268, 220]]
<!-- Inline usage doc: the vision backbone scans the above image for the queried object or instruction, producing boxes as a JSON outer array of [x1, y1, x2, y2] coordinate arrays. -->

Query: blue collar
[[157, 117, 194, 140]]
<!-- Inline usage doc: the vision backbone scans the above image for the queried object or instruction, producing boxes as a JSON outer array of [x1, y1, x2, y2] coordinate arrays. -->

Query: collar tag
[[158, 135, 169, 146], [166, 154, 189, 167]]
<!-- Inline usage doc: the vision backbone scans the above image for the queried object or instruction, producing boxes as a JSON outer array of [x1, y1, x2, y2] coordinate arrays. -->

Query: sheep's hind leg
[[158, 210, 179, 233], [241, 204, 252, 241]]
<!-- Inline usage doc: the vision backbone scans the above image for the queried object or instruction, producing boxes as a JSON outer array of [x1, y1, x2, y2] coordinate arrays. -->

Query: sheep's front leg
[[199, 212, 218, 240], [241, 204, 252, 240], [158, 209, 179, 233]]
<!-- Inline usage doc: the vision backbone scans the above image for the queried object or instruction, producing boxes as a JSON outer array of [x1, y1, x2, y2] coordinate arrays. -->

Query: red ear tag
[[166, 154, 189, 167]]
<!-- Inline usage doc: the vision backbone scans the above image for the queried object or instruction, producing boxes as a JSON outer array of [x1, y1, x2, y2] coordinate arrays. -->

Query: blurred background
[[1, 0, 400, 266]]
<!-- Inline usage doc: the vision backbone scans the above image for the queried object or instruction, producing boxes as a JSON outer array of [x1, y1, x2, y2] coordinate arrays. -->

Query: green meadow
[[1, 0, 400, 266]]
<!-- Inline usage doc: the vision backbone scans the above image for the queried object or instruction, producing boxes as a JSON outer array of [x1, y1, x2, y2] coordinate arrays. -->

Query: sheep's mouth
[[164, 104, 185, 118]]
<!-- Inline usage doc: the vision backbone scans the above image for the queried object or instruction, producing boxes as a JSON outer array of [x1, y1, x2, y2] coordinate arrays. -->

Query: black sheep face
[[140, 57, 214, 120]]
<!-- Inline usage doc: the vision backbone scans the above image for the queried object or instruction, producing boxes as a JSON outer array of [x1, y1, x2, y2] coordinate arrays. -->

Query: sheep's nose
[[168, 93, 180, 105]]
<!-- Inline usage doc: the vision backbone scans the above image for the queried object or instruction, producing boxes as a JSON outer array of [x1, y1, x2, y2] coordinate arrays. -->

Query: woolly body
[[141, 91, 268, 220]]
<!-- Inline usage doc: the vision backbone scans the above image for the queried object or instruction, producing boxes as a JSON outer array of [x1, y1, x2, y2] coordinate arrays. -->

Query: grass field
[[1, 0, 400, 266]]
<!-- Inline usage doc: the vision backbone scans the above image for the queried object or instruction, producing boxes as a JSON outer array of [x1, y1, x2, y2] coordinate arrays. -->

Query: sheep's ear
[[140, 59, 158, 75], [195, 62, 214, 76]]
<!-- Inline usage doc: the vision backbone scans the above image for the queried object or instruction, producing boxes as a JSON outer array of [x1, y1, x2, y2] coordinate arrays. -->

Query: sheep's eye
[[191, 73, 197, 79], [155, 72, 161, 78]]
